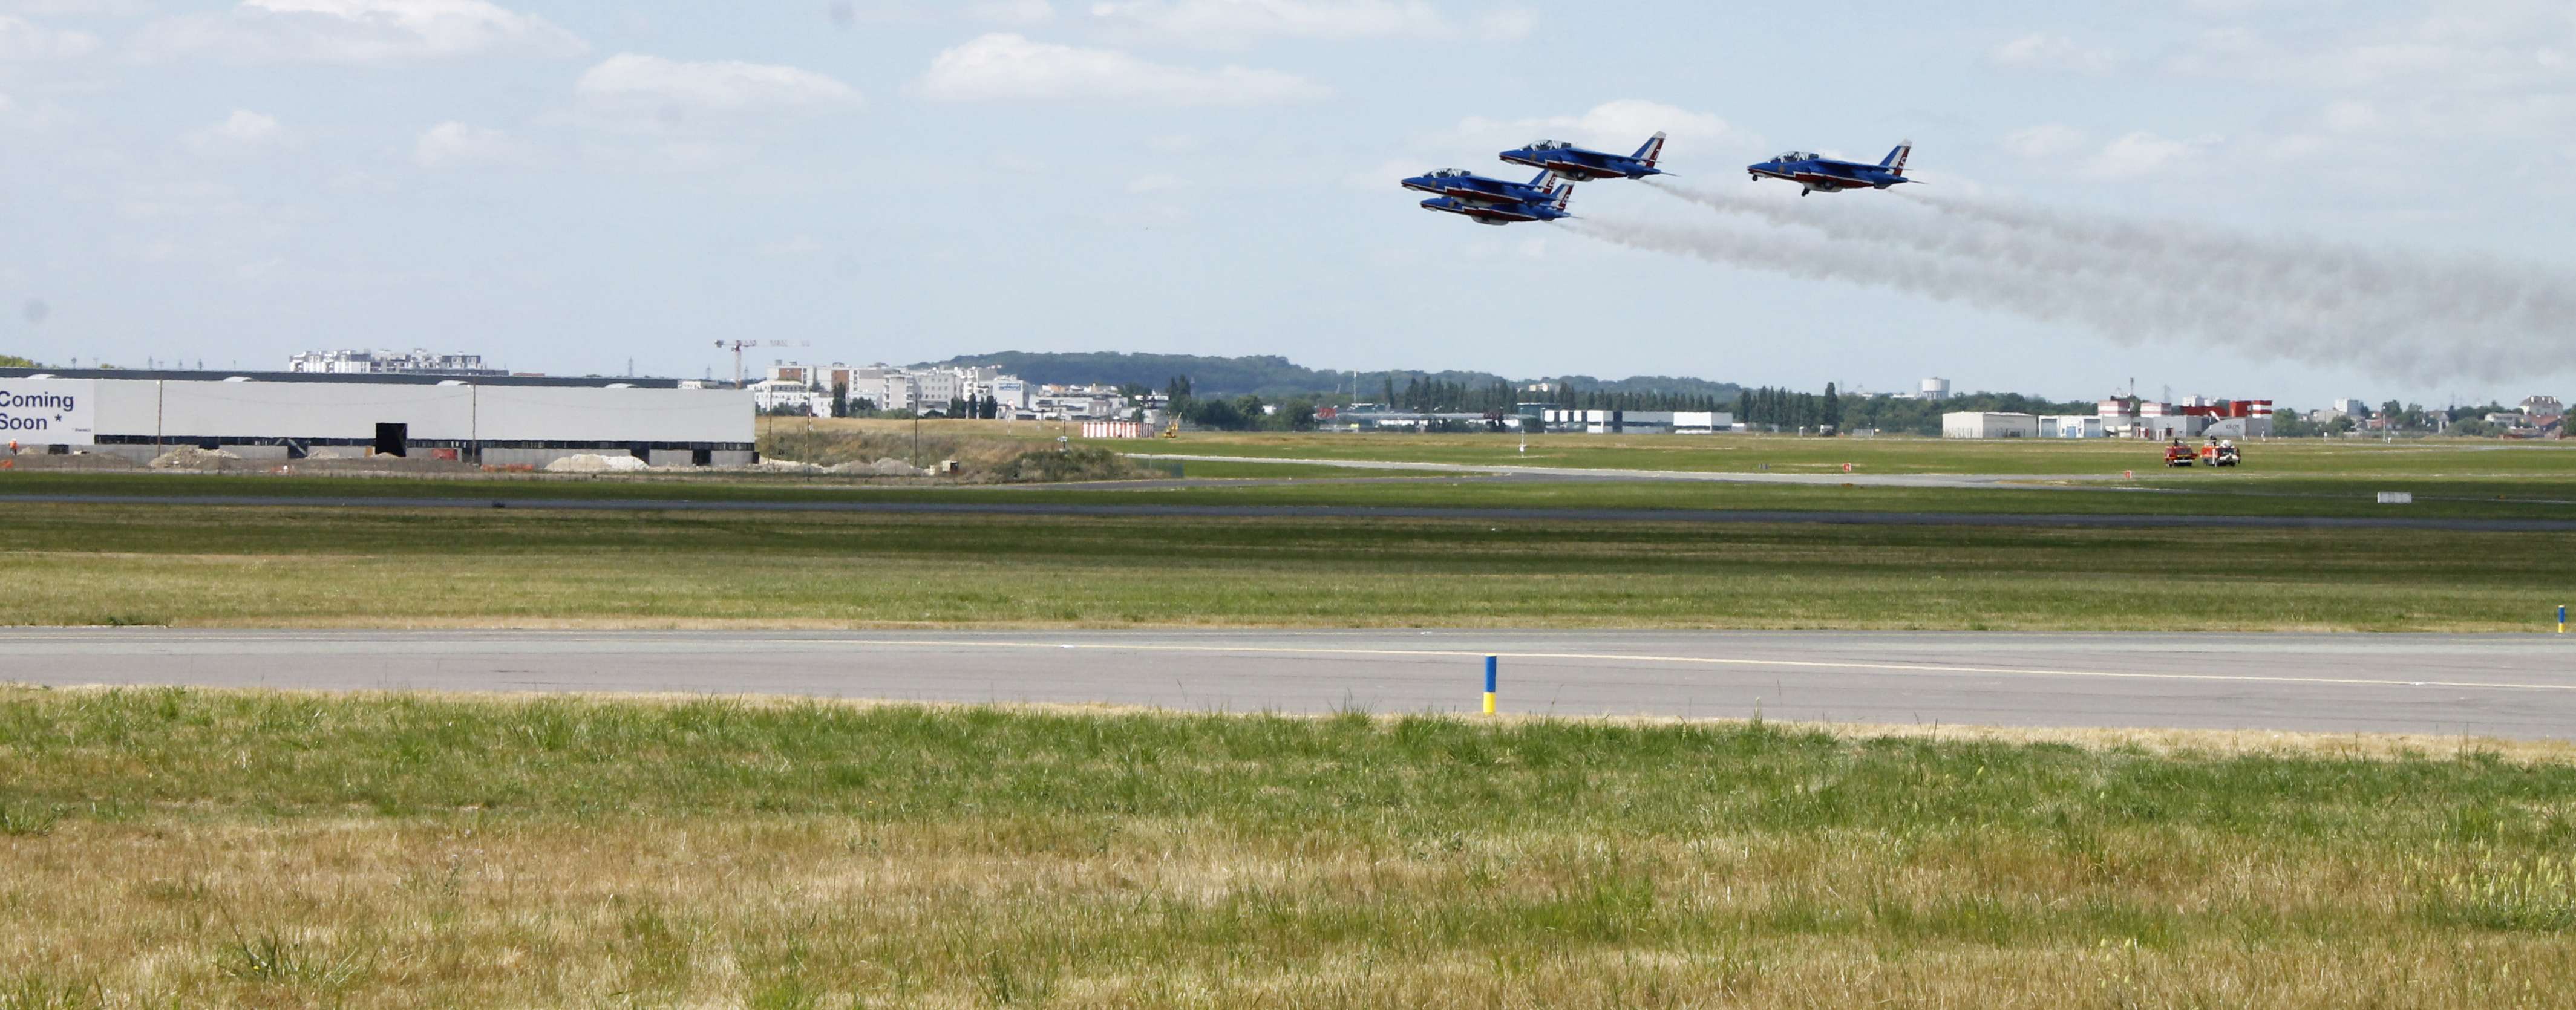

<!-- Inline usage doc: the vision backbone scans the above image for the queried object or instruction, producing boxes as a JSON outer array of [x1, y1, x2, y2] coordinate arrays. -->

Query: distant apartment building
[[764, 362, 1038, 416], [1029, 383, 1129, 420], [288, 348, 503, 376]]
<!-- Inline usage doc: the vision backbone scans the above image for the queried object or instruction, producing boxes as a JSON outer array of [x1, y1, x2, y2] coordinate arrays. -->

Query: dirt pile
[[759, 428, 1152, 483], [825, 457, 932, 477], [544, 453, 651, 474], [149, 447, 243, 470]]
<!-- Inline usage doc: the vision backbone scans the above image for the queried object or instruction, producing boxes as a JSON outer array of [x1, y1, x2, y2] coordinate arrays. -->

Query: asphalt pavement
[[5, 628, 2572, 737], [7, 492, 2573, 530]]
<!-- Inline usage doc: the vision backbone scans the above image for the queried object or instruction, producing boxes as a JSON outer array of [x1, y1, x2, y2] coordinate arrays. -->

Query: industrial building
[[0, 368, 752, 467], [287, 348, 502, 376], [1940, 412, 2038, 438], [1946, 397, 2275, 440], [1540, 409, 1733, 434]]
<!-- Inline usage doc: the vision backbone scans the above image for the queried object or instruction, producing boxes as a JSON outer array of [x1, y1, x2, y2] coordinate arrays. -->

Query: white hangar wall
[[474, 386, 752, 444], [2, 373, 754, 467]]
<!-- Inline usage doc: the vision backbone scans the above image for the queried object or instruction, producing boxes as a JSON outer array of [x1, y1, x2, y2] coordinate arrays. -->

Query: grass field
[[9, 420, 2574, 524], [8, 463, 2576, 521], [2, 501, 2569, 631], [5, 688, 2575, 1008], [779, 419, 2576, 478], [1114, 426, 2576, 476]]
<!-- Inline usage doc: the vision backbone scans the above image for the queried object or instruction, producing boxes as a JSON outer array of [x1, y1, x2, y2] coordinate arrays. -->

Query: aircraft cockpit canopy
[[1774, 151, 1819, 162], [1528, 140, 1572, 151], [1429, 168, 1469, 178]]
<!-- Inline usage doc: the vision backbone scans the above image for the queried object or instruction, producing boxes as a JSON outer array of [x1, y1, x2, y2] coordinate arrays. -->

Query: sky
[[2, 0, 2571, 408]]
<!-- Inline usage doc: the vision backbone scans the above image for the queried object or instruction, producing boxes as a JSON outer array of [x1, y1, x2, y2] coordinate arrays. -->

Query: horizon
[[8, 346, 2550, 412], [5, 1, 2571, 409]]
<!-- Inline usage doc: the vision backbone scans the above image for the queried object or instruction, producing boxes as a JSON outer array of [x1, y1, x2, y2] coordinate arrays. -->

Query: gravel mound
[[826, 457, 932, 477], [544, 453, 650, 473], [149, 446, 243, 470]]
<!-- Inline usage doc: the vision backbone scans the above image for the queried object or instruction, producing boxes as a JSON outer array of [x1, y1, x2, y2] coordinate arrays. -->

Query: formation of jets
[[1399, 132, 1665, 226], [1400, 132, 1918, 224]]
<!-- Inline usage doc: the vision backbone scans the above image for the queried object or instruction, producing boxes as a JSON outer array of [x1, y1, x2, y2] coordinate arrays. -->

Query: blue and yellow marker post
[[1483, 656, 1498, 715], [2561, 605, 2568, 634]]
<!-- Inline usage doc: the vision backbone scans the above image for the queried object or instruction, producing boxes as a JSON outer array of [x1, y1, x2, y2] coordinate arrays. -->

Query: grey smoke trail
[[1629, 181, 2576, 382], [1566, 213, 2466, 379]]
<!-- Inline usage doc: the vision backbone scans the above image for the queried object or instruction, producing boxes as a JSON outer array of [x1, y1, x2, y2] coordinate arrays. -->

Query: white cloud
[[1990, 32, 2117, 74], [413, 120, 529, 169], [0, 13, 98, 59], [134, 0, 584, 65], [2321, 99, 2378, 132], [1471, 8, 1533, 40], [2, 1, 155, 14], [2001, 123, 2086, 158], [576, 53, 861, 115], [912, 33, 1327, 105], [2082, 131, 2221, 180], [2170, 7, 2574, 92], [970, 0, 1054, 25], [1437, 99, 1751, 160], [1087, 0, 1528, 47], [757, 235, 825, 257], [185, 108, 284, 154]]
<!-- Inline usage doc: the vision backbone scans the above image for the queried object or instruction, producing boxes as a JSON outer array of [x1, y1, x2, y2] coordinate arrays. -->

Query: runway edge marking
[[818, 639, 2572, 693]]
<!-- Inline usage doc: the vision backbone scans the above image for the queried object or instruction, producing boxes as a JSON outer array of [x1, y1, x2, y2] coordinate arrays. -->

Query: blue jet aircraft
[[1417, 181, 1575, 226], [1401, 167, 1563, 206], [1746, 141, 1913, 195], [1497, 132, 1667, 181]]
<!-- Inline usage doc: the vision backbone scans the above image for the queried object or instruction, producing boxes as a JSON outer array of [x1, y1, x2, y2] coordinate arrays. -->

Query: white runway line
[[822, 638, 2573, 694]]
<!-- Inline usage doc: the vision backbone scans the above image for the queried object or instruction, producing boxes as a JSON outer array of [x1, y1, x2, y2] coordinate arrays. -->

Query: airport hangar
[[0, 368, 754, 468]]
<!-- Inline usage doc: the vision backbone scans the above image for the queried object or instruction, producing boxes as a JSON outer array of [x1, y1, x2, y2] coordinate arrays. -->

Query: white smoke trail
[[1561, 215, 2298, 351], [1619, 181, 2576, 382]]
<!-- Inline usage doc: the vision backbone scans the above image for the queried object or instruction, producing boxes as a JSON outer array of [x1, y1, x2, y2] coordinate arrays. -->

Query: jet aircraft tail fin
[[1880, 140, 1912, 175], [1527, 169, 1556, 189], [1549, 182, 1574, 212], [1633, 132, 1667, 167]]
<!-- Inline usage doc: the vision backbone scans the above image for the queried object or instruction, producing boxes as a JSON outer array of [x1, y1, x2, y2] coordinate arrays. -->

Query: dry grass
[[7, 688, 2576, 1007]]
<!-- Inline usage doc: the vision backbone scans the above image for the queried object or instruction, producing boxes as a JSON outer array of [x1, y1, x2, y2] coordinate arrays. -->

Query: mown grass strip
[[2, 503, 2569, 631]]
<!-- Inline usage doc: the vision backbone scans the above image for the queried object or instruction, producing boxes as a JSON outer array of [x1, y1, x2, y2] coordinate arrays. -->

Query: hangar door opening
[[373, 422, 407, 457]]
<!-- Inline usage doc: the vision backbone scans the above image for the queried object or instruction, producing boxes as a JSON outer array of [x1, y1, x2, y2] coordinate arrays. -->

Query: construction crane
[[714, 339, 811, 388]]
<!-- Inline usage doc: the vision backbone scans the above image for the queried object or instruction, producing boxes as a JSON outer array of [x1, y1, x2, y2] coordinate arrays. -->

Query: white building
[[1030, 383, 1129, 420], [2038, 415, 2107, 438], [2, 368, 751, 466], [289, 348, 502, 376], [749, 379, 829, 417], [1540, 409, 1733, 434], [1941, 412, 2038, 438]]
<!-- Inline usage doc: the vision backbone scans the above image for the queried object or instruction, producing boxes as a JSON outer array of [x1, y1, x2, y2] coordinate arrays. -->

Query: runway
[[5, 629, 2572, 738], [7, 493, 2574, 531]]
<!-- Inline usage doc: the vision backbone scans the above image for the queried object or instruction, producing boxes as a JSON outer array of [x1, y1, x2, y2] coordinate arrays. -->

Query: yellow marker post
[[1482, 656, 1497, 715]]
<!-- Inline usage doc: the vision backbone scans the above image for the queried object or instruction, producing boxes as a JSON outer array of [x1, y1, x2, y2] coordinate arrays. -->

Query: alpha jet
[[1746, 141, 1914, 195], [1401, 166, 1563, 206], [1417, 181, 1575, 226], [1497, 132, 1667, 181]]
